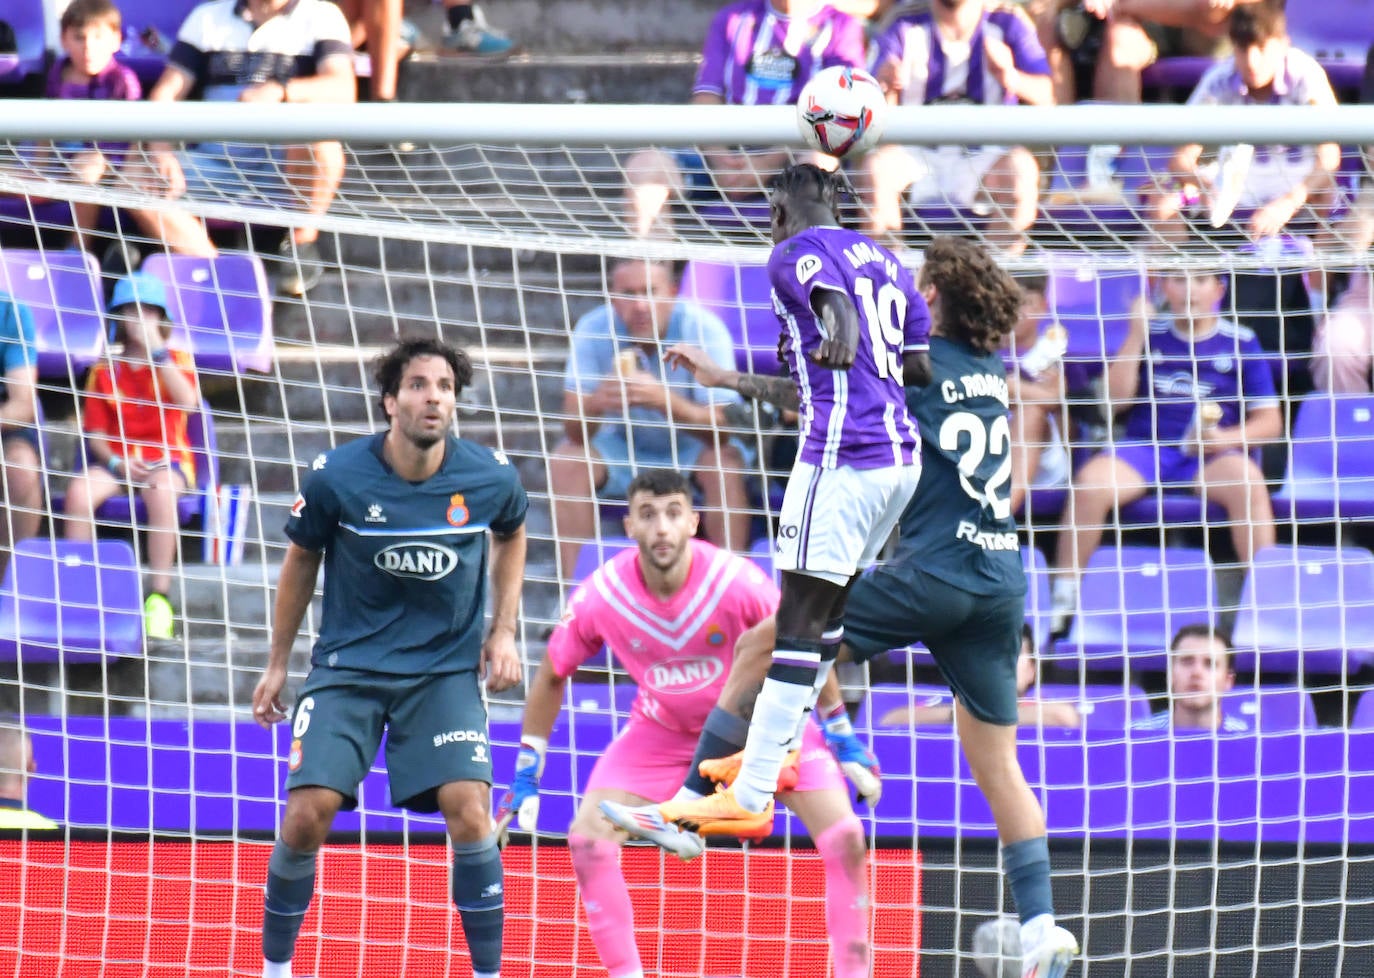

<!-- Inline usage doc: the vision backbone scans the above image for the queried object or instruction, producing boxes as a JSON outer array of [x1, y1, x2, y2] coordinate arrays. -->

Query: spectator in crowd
[[1032, 0, 1269, 105], [0, 294, 42, 579], [0, 722, 57, 830], [1004, 275, 1072, 517], [881, 625, 1082, 728], [862, 0, 1052, 255], [549, 259, 753, 579], [1133, 623, 1252, 732], [1148, 3, 1339, 248], [127, 0, 355, 295], [1312, 45, 1374, 393], [441, 1, 514, 55], [336, 0, 417, 102], [63, 274, 199, 641], [43, 0, 141, 254], [1050, 270, 1281, 630], [622, 0, 866, 238]]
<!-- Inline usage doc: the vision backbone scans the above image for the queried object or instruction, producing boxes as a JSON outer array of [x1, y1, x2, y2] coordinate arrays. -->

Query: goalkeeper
[[499, 468, 875, 978]]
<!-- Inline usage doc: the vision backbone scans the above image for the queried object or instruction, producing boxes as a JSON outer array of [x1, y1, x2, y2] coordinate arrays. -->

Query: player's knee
[[279, 802, 332, 852], [570, 803, 619, 841], [815, 813, 866, 869]]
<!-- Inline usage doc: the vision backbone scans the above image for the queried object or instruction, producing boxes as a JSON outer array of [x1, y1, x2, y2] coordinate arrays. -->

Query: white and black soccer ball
[[795, 65, 887, 159]]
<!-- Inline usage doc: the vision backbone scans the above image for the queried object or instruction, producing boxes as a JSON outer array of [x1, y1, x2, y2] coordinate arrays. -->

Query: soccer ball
[[796, 65, 887, 159]]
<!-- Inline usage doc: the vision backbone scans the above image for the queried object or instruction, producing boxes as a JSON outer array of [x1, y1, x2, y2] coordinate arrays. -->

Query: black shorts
[[284, 665, 492, 813], [842, 565, 1025, 726]]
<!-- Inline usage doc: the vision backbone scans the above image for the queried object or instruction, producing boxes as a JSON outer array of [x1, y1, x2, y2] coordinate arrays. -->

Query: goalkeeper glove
[[496, 737, 546, 837], [817, 703, 882, 807]]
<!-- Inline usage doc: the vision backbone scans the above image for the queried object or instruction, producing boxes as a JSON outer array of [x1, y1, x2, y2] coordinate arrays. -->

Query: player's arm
[[815, 670, 883, 806], [483, 525, 525, 694], [1104, 295, 1148, 413], [811, 289, 858, 369], [497, 653, 566, 834], [664, 343, 801, 411], [253, 543, 323, 728]]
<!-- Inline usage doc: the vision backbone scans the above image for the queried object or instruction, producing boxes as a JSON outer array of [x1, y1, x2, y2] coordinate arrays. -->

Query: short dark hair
[[1016, 274, 1049, 299], [1228, 1, 1286, 47], [625, 468, 694, 504], [373, 338, 473, 419], [61, 0, 122, 33], [917, 236, 1022, 353], [1170, 622, 1235, 670], [767, 163, 848, 217]]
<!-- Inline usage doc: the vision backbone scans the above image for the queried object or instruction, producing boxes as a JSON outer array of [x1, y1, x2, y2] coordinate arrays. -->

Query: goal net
[[0, 100, 1371, 978]]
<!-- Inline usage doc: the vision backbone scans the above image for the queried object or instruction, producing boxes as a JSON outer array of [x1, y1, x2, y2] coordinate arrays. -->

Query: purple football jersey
[[767, 226, 927, 470], [695, 0, 866, 106], [1124, 316, 1279, 443]]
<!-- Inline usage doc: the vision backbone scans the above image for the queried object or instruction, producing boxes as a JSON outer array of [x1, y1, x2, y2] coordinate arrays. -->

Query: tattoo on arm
[[735, 373, 800, 411]]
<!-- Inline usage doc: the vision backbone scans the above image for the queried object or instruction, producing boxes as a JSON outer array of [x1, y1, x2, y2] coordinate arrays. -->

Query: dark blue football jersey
[[894, 335, 1025, 597], [285, 432, 528, 675]]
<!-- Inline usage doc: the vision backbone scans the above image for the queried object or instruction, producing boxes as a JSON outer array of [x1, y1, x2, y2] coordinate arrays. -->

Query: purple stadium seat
[[678, 260, 779, 377], [141, 253, 274, 373], [1273, 395, 1374, 521], [1059, 545, 1217, 670], [1286, 2, 1371, 91], [1354, 690, 1374, 730], [0, 247, 104, 377], [0, 1, 50, 84], [0, 539, 143, 663], [1221, 686, 1318, 732], [573, 536, 633, 583], [1116, 489, 1227, 527], [566, 681, 638, 721], [77, 400, 219, 527], [1049, 259, 1145, 391], [1140, 56, 1216, 94], [1232, 545, 1374, 675]]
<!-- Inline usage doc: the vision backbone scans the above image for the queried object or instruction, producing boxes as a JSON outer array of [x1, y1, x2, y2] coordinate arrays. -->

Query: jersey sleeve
[[545, 585, 606, 679], [563, 311, 612, 396], [868, 18, 908, 76], [999, 8, 1050, 78], [1237, 333, 1279, 412], [80, 367, 116, 440], [824, 12, 867, 70], [167, 4, 209, 83], [692, 6, 735, 98], [490, 462, 529, 536], [768, 239, 849, 310], [284, 463, 342, 552], [309, 1, 355, 69], [903, 284, 932, 352]]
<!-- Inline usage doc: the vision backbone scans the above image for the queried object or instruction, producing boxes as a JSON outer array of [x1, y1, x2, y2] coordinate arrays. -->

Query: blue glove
[[817, 704, 882, 807], [496, 740, 545, 835]]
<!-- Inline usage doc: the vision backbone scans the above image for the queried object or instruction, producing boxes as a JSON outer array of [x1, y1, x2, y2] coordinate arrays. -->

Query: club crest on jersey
[[290, 494, 306, 518], [447, 493, 470, 527], [375, 542, 459, 580], [705, 624, 726, 647], [289, 739, 303, 772], [646, 655, 725, 694], [795, 254, 823, 285]]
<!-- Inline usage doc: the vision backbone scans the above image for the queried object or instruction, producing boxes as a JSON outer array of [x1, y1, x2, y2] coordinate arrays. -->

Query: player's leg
[[547, 436, 612, 580], [572, 789, 656, 978], [1197, 450, 1276, 563], [0, 435, 42, 571], [1051, 448, 1151, 629], [931, 595, 1078, 978], [140, 466, 187, 597], [61, 465, 120, 541], [264, 676, 385, 977], [781, 730, 870, 978], [388, 670, 503, 978]]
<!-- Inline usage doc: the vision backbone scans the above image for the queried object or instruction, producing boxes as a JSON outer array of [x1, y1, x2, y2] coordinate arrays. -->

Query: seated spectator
[[1147, 2, 1339, 248], [1133, 623, 1252, 732], [43, 0, 141, 253], [1033, 0, 1267, 105], [1004, 275, 1072, 516], [622, 0, 865, 238], [1051, 270, 1281, 629], [861, 0, 1052, 255], [127, 0, 355, 295], [441, 1, 514, 55], [1312, 45, 1374, 393], [549, 259, 752, 579], [881, 625, 1082, 727], [64, 274, 200, 640], [0, 294, 42, 578], [0, 722, 57, 830]]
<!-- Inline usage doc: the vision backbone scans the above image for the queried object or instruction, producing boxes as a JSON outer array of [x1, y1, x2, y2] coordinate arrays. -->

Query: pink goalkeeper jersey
[[547, 539, 779, 735]]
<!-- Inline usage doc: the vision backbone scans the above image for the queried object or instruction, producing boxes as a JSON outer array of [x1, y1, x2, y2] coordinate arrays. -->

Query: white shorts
[[1032, 412, 1071, 490], [1240, 150, 1315, 209], [902, 144, 1008, 207], [774, 461, 921, 586]]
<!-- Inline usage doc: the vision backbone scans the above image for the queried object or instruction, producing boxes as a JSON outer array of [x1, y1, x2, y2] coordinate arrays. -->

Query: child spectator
[[64, 274, 199, 641], [45, 0, 141, 252]]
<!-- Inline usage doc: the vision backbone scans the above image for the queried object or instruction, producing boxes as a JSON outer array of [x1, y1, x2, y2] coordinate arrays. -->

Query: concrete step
[[396, 51, 699, 105]]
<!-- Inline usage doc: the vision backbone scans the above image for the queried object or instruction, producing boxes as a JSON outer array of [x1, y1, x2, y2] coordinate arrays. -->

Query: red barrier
[[0, 841, 920, 977]]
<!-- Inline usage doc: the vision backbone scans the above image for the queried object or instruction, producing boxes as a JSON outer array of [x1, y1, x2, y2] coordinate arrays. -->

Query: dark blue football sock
[[452, 834, 504, 975], [1003, 835, 1055, 924], [262, 839, 317, 964]]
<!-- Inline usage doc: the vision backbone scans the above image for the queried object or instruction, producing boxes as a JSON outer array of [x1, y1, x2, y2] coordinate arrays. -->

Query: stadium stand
[[0, 247, 105, 377]]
